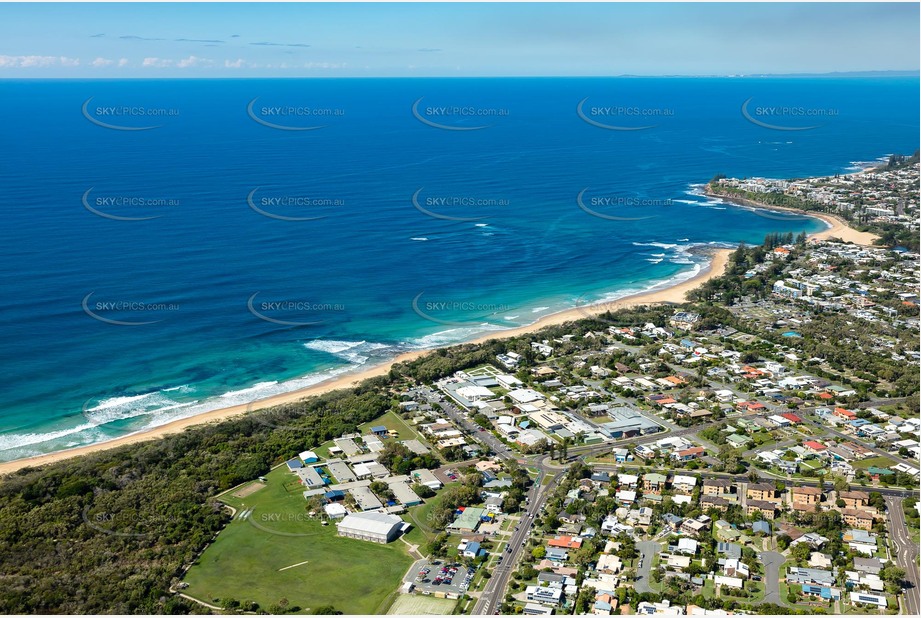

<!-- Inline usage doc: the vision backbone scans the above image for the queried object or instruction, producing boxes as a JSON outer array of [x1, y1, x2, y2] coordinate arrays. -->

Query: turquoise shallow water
[[0, 76, 916, 461]]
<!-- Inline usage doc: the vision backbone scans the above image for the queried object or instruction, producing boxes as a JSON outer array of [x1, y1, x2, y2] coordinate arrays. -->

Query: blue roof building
[[753, 520, 772, 535]]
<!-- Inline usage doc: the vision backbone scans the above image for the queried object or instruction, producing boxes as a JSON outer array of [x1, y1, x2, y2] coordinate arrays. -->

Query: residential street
[[885, 495, 920, 615]]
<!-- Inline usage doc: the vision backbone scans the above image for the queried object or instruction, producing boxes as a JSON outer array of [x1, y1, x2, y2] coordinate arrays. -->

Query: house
[[791, 485, 823, 505], [596, 553, 623, 575], [675, 537, 699, 555], [681, 518, 709, 537], [840, 509, 875, 530], [849, 592, 887, 608], [713, 575, 744, 589], [545, 548, 569, 562], [525, 585, 563, 606], [667, 554, 692, 570], [447, 507, 485, 533], [672, 447, 705, 461], [752, 520, 771, 535], [618, 473, 639, 488], [841, 528, 877, 556], [786, 566, 835, 587], [548, 535, 583, 550], [523, 603, 554, 615], [463, 541, 485, 558], [853, 557, 883, 575], [724, 558, 750, 579], [672, 475, 697, 493], [801, 585, 841, 600], [726, 433, 751, 448], [717, 542, 742, 559], [808, 552, 833, 569], [747, 482, 779, 503], [636, 599, 683, 615], [616, 489, 637, 505], [644, 473, 668, 493], [803, 440, 827, 454], [370, 425, 388, 436]]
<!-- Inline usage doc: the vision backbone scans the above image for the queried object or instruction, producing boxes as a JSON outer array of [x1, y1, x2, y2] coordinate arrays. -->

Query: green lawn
[[357, 410, 428, 443], [183, 466, 414, 614], [311, 410, 431, 460], [853, 456, 897, 470]]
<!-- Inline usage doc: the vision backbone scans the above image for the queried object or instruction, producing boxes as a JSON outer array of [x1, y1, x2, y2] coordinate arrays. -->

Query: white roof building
[[324, 503, 347, 519], [336, 511, 406, 544]]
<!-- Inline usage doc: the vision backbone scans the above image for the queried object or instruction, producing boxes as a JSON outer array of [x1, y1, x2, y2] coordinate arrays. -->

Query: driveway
[[634, 541, 662, 594], [761, 551, 785, 605]]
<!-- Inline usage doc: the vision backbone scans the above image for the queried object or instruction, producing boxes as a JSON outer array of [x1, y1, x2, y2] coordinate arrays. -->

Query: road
[[634, 540, 662, 594], [885, 495, 920, 615], [412, 385, 566, 615], [760, 551, 785, 605], [472, 467, 565, 615]]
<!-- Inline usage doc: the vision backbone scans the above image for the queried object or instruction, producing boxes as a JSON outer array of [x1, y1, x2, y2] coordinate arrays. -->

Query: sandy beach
[[704, 190, 880, 246], [0, 199, 866, 475]]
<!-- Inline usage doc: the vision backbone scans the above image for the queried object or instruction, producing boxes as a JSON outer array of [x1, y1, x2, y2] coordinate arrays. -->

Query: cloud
[[121, 35, 165, 41], [224, 58, 245, 68], [175, 38, 225, 44], [417, 48, 442, 53], [118, 58, 129, 67], [91, 57, 115, 67], [90, 33, 105, 38], [177, 55, 213, 68], [142, 57, 172, 68], [0, 55, 80, 68], [250, 42, 311, 48]]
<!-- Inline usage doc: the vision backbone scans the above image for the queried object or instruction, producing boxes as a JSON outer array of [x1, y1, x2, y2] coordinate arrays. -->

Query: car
[[752, 575, 762, 582]]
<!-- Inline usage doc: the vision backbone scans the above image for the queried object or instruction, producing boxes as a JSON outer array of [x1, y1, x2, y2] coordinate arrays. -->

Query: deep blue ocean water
[[0, 77, 917, 461]]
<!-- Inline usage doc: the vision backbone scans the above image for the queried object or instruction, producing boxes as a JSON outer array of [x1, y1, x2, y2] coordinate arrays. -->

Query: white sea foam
[[531, 306, 550, 313], [411, 237, 429, 241]]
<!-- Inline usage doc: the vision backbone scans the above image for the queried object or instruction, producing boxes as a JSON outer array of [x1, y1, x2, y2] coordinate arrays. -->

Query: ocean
[[0, 76, 917, 461]]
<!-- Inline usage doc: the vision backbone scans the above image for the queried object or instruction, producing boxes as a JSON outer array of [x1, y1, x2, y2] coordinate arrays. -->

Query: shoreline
[[0, 181, 881, 475], [703, 189, 880, 246], [0, 249, 731, 475]]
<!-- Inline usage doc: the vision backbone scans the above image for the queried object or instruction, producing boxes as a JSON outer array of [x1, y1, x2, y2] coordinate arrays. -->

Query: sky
[[0, 2, 918, 77]]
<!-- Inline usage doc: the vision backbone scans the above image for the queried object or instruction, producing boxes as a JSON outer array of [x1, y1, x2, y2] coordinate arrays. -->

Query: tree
[[412, 483, 435, 498], [868, 492, 886, 511], [312, 606, 342, 615], [790, 542, 811, 564], [531, 546, 546, 560], [775, 535, 791, 552]]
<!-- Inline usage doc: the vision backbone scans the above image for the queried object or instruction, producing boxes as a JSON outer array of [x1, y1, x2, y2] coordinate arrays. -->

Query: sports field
[[387, 594, 456, 615], [182, 465, 414, 614]]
